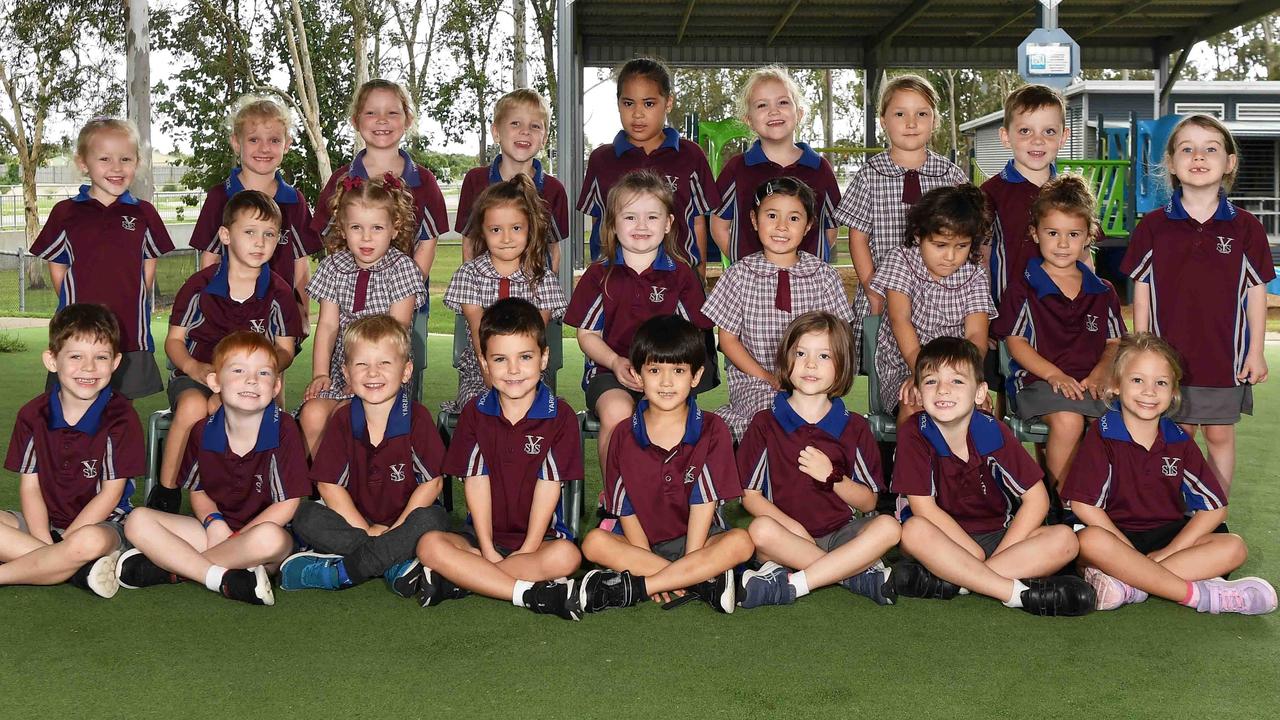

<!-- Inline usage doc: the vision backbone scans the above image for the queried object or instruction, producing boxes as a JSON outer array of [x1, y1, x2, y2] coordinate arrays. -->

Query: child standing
[[871, 185, 996, 426], [32, 118, 174, 399], [704, 177, 855, 440], [299, 175, 427, 455], [443, 175, 567, 413], [736, 312, 900, 609], [1067, 334, 1276, 615], [712, 66, 841, 263], [1121, 114, 1273, 496], [456, 89, 567, 272]]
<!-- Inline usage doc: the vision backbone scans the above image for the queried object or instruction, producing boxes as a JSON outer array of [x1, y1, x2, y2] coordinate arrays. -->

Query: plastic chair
[[997, 340, 1050, 444], [860, 314, 897, 443], [144, 409, 173, 500], [410, 308, 429, 403]]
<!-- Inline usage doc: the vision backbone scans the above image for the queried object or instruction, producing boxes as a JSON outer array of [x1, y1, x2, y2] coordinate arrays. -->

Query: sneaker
[[384, 559, 422, 598], [523, 580, 581, 621], [1019, 576, 1096, 617], [1196, 577, 1278, 615], [578, 569, 640, 613], [738, 562, 795, 609], [890, 559, 960, 600], [220, 566, 275, 606], [1084, 567, 1147, 611], [68, 551, 121, 599], [415, 566, 470, 608], [116, 548, 179, 589], [145, 484, 182, 513], [693, 568, 736, 614], [278, 552, 346, 591], [840, 562, 897, 606]]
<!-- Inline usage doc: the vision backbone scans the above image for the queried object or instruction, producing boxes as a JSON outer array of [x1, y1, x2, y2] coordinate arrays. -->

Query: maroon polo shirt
[[1122, 190, 1275, 387], [563, 246, 710, 389], [892, 411, 1043, 534], [602, 401, 741, 545], [312, 149, 449, 248], [180, 404, 310, 531], [310, 389, 446, 526], [1061, 410, 1226, 533], [168, 263, 303, 375], [442, 384, 583, 547], [32, 187, 174, 353], [714, 141, 842, 262], [454, 157, 569, 243], [5, 388, 143, 529], [991, 259, 1125, 390], [577, 128, 717, 265], [982, 160, 1053, 304], [737, 394, 883, 538], [188, 168, 322, 288]]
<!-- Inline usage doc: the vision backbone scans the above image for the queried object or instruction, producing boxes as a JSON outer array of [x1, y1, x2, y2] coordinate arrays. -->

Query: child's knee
[[746, 516, 784, 548], [1221, 533, 1249, 567], [581, 527, 612, 560], [1203, 424, 1235, 445], [244, 523, 291, 558], [899, 516, 934, 549], [173, 391, 208, 421], [720, 528, 754, 562], [1044, 524, 1080, 560], [866, 514, 903, 545], [62, 526, 117, 561], [1075, 526, 1114, 558], [416, 530, 450, 560], [1046, 412, 1084, 435], [124, 508, 157, 538], [545, 539, 582, 575]]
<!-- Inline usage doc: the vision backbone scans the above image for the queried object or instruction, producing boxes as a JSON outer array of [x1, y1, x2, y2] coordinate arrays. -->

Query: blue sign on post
[[1019, 26, 1080, 89]]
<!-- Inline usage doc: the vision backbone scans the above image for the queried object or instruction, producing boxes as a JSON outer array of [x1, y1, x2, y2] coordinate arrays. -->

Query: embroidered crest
[[249, 319, 267, 334], [648, 285, 667, 303], [663, 174, 679, 193], [389, 463, 406, 483], [523, 435, 544, 455], [683, 466, 697, 484], [254, 474, 264, 492], [1084, 314, 1099, 332], [1215, 236, 1233, 254], [1161, 457, 1180, 477], [81, 460, 99, 479], [120, 216, 138, 231]]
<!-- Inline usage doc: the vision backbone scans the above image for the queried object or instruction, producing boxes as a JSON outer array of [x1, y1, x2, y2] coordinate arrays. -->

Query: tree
[[277, 0, 333, 181], [388, 0, 443, 123], [433, 0, 506, 163]]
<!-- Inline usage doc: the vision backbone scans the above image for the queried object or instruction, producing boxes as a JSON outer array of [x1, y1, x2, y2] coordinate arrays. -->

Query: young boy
[[148, 190, 304, 512], [1, 305, 143, 597], [891, 336, 1094, 616], [278, 315, 450, 593], [578, 315, 754, 615], [455, 89, 567, 272], [118, 332, 310, 606], [414, 298, 584, 620]]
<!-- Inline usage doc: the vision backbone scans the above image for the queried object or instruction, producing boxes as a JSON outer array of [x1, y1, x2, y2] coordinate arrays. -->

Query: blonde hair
[[465, 174, 552, 290], [738, 65, 808, 126], [229, 95, 294, 140], [324, 174, 418, 257], [493, 88, 550, 127], [600, 170, 689, 285], [878, 74, 940, 117], [350, 79, 416, 131], [1108, 333, 1184, 416], [75, 118, 140, 161], [343, 314, 411, 363], [1164, 114, 1239, 191]]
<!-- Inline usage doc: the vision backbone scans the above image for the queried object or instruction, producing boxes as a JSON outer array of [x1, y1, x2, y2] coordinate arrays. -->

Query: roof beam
[[1158, 38, 1195, 112], [1076, 1, 1159, 40], [971, 3, 1034, 46], [676, 0, 697, 45], [767, 0, 803, 45], [873, 0, 936, 52], [1159, 0, 1280, 55]]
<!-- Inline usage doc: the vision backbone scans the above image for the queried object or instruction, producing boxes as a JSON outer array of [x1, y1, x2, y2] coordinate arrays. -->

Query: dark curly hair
[[903, 184, 991, 265]]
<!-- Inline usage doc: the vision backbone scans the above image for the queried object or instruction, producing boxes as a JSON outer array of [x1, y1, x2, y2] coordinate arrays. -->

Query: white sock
[[788, 571, 810, 598], [1003, 579, 1030, 608], [204, 565, 228, 593], [512, 579, 534, 607]]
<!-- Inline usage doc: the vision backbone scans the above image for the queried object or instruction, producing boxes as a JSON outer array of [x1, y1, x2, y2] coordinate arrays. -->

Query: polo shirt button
[[664, 475, 672, 483]]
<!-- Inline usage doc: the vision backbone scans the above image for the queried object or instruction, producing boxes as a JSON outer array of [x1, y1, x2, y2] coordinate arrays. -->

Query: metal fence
[[0, 191, 207, 231], [0, 247, 201, 315]]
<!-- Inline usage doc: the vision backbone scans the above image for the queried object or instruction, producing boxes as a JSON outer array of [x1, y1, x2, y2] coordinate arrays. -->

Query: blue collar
[[999, 159, 1056, 184], [607, 244, 677, 271], [1165, 188, 1236, 222], [631, 398, 703, 448], [351, 149, 422, 188], [226, 167, 300, 205], [613, 127, 682, 157], [204, 258, 272, 300], [350, 388, 413, 441], [1024, 258, 1109, 298], [918, 411, 1005, 458], [48, 386, 113, 435], [201, 403, 283, 454], [73, 185, 139, 206], [1097, 409, 1186, 445], [744, 140, 822, 170], [476, 382, 558, 420], [488, 155, 545, 191], [771, 392, 849, 438]]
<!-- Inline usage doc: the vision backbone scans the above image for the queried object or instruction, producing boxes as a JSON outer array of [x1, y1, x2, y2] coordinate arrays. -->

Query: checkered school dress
[[703, 251, 855, 439], [868, 246, 996, 411], [441, 253, 568, 413], [306, 248, 426, 400], [833, 150, 967, 347]]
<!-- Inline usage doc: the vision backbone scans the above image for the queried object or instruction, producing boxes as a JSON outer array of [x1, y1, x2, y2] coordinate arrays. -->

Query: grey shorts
[[46, 350, 163, 400], [650, 525, 726, 562], [1171, 385, 1254, 425], [3, 509, 126, 551], [814, 516, 875, 553], [1014, 381, 1110, 421], [584, 373, 643, 413], [460, 529, 559, 558], [970, 528, 1007, 559], [166, 374, 213, 411]]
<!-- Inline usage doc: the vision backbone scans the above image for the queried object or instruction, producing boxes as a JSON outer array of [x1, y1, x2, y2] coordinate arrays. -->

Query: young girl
[[712, 66, 842, 264], [442, 174, 567, 413], [564, 170, 712, 475], [1066, 333, 1276, 615], [299, 174, 427, 454], [31, 118, 174, 400], [736, 312, 901, 609], [870, 184, 996, 425], [311, 79, 449, 280], [703, 177, 855, 440], [1121, 114, 1273, 497], [991, 175, 1125, 491], [834, 74, 967, 348], [578, 57, 716, 272]]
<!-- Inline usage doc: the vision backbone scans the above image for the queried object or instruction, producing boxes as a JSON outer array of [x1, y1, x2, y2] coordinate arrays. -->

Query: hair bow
[[341, 174, 364, 192], [381, 172, 404, 191]]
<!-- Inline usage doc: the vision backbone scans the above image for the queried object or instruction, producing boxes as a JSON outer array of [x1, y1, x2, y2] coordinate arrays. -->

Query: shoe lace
[[1216, 588, 1246, 612]]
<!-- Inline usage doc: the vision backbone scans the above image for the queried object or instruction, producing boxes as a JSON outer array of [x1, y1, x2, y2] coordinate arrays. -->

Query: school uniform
[[311, 149, 449, 251], [577, 128, 717, 265], [982, 160, 1055, 305], [454, 157, 570, 244], [714, 141, 842, 262]]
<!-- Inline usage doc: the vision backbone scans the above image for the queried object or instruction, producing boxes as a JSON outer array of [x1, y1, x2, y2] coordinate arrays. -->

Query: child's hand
[[1239, 352, 1269, 385], [1045, 372, 1085, 400], [651, 589, 685, 604], [304, 376, 331, 401], [480, 546, 505, 564], [977, 391, 993, 414], [1080, 366, 1110, 400], [1146, 546, 1175, 564], [205, 521, 233, 548], [865, 286, 885, 315], [798, 446, 835, 483], [366, 524, 389, 537], [758, 370, 782, 391], [612, 358, 643, 391], [898, 378, 920, 409], [192, 362, 216, 383]]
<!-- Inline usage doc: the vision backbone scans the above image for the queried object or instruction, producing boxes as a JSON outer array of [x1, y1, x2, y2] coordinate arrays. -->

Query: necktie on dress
[[351, 269, 371, 312], [902, 169, 922, 204], [775, 269, 792, 313], [498, 277, 511, 299]]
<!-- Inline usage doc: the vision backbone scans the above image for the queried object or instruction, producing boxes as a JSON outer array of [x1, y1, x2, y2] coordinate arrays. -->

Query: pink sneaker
[[1084, 567, 1148, 611], [1197, 577, 1278, 615]]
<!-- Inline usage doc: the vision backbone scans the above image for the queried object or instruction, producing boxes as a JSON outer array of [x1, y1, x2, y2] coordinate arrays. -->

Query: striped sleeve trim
[[1181, 469, 1225, 512]]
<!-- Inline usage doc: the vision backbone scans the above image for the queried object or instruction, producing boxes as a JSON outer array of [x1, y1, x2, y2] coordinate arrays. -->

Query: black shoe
[[692, 569, 736, 614], [219, 566, 274, 606], [116, 548, 180, 589], [578, 569, 641, 613], [1019, 576, 1096, 617], [146, 485, 182, 513], [415, 566, 469, 608], [523, 580, 581, 621], [891, 560, 960, 600]]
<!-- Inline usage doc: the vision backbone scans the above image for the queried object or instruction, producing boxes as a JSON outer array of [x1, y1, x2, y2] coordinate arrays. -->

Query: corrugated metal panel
[[973, 125, 1010, 178], [1237, 103, 1280, 121]]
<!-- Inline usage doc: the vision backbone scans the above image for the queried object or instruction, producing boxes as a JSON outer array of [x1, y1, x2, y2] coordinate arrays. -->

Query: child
[[1066, 334, 1277, 615], [118, 332, 310, 606], [578, 315, 754, 615], [712, 66, 841, 263], [990, 176, 1124, 492], [414, 299, 585, 620], [31, 118, 174, 400], [149, 190, 304, 512], [1121, 114, 1272, 497], [1, 305, 142, 597], [312, 79, 449, 279], [703, 177, 855, 440], [736, 312, 900, 608], [578, 57, 716, 271], [279, 316, 450, 594], [891, 337, 1094, 616], [299, 174, 427, 455], [443, 174, 568, 414], [870, 185, 996, 426], [189, 95, 322, 324], [565, 170, 712, 476], [456, 88, 567, 272], [834, 74, 967, 349]]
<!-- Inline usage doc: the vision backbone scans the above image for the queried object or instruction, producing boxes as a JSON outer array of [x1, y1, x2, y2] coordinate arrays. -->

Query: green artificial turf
[[0, 321, 1275, 719]]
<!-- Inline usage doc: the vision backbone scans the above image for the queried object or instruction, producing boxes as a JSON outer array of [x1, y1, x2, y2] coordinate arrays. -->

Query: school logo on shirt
[[249, 319, 267, 334], [663, 175, 679, 193], [683, 466, 697, 484], [1161, 457, 1180, 477], [523, 435, 544, 455], [1084, 314, 1099, 333], [1215, 236, 1233, 254], [648, 286, 667, 303], [81, 460, 99, 479], [254, 474, 264, 492], [120, 216, 138, 231], [389, 463, 406, 483]]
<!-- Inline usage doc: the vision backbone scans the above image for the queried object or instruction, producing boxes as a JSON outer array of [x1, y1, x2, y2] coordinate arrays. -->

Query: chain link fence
[[0, 247, 201, 316]]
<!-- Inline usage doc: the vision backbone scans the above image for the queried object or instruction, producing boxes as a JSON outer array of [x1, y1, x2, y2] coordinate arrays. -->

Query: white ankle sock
[[1003, 579, 1029, 608], [512, 579, 534, 607], [204, 565, 227, 593], [788, 571, 810, 598]]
